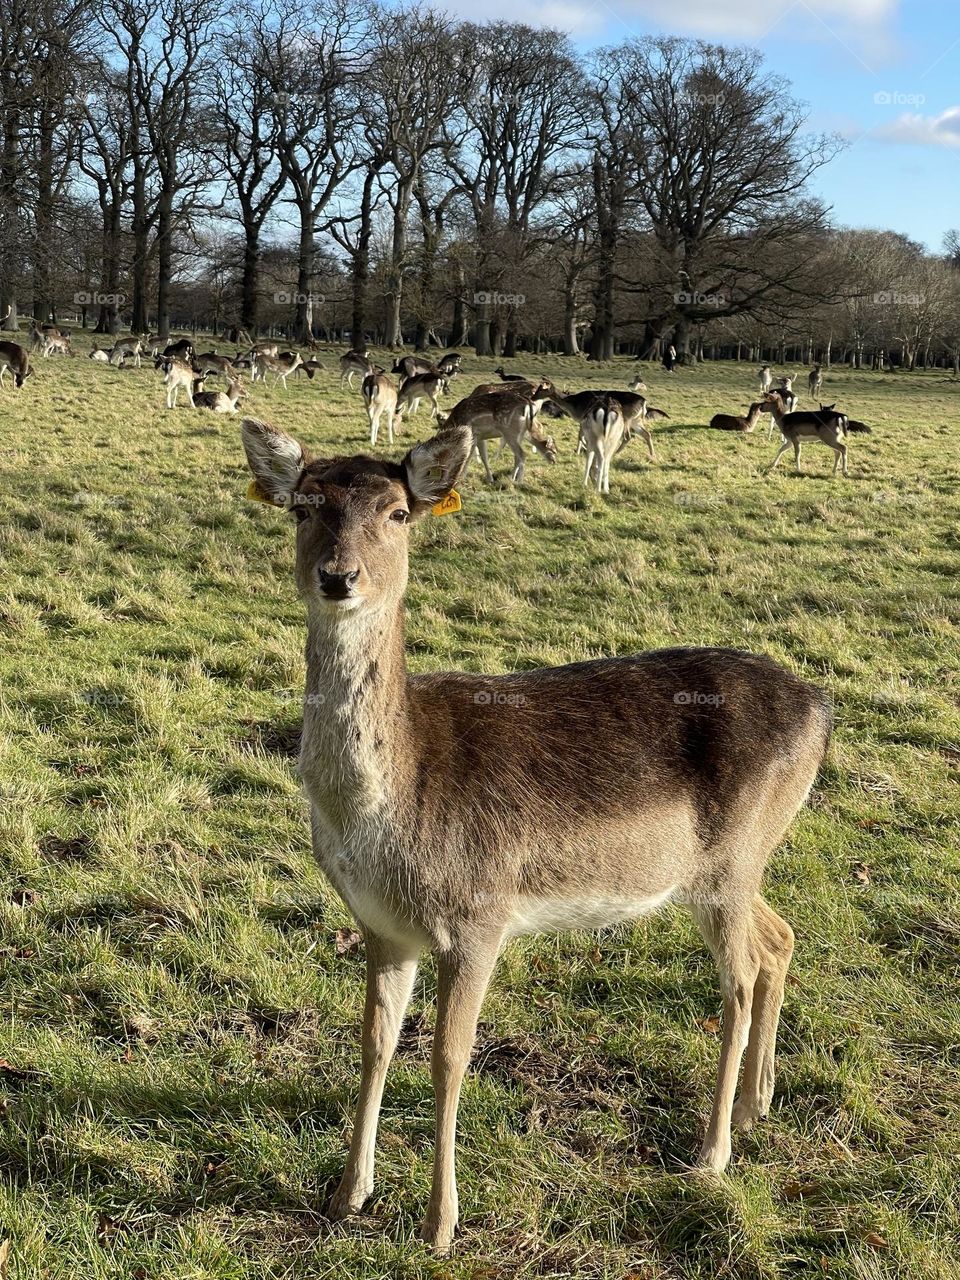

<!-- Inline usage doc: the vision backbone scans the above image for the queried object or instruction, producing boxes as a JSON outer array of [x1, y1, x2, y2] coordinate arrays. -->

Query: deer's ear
[[402, 427, 472, 517], [241, 417, 307, 507]]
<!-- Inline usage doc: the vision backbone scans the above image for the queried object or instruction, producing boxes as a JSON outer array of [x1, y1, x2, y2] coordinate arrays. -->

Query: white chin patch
[[319, 595, 363, 612]]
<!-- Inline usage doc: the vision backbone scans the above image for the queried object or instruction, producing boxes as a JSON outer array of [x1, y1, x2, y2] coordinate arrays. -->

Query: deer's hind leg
[[689, 898, 762, 1172], [731, 895, 794, 1131]]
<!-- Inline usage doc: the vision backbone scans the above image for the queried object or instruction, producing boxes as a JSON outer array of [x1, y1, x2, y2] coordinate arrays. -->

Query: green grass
[[0, 343, 958, 1279]]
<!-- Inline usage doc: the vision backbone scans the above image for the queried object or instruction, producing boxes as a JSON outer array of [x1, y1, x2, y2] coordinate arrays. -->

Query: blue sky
[[442, 0, 960, 251]]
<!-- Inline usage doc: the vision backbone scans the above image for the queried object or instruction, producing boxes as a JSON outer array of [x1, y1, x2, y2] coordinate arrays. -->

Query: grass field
[[0, 341, 958, 1279]]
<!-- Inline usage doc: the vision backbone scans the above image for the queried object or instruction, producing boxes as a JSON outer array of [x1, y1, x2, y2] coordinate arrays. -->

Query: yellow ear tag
[[247, 480, 274, 504], [431, 489, 462, 517]]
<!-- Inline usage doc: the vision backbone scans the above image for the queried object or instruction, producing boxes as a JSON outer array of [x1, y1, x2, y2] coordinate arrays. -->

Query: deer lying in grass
[[396, 370, 449, 420], [193, 379, 245, 414], [629, 375, 648, 392], [764, 395, 868, 477], [363, 371, 400, 446], [709, 401, 768, 432], [239, 416, 830, 1252], [162, 357, 200, 408], [0, 341, 32, 388], [90, 344, 110, 363]]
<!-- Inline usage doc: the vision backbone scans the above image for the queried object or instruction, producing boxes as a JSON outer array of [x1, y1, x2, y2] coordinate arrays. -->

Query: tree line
[[4, 0, 960, 367]]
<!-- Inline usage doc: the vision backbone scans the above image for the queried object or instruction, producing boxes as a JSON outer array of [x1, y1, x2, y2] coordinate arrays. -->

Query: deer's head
[[241, 419, 472, 617]]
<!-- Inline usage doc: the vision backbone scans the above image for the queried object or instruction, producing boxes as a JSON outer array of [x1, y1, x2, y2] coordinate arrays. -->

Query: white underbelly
[[508, 886, 676, 937]]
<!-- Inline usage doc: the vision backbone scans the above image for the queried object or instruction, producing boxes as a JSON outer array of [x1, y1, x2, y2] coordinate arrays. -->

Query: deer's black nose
[[318, 567, 360, 598]]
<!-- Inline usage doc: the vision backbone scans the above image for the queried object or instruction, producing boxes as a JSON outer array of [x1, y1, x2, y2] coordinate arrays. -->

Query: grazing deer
[[396, 370, 449, 420], [808, 365, 823, 397], [392, 354, 436, 388], [764, 395, 866, 477], [443, 389, 557, 483], [238, 416, 831, 1251], [580, 395, 627, 493], [546, 387, 656, 464], [255, 349, 303, 389], [362, 371, 400, 446], [162, 357, 199, 408], [193, 379, 246, 414], [436, 352, 462, 376], [296, 357, 325, 380], [709, 402, 768, 433], [758, 365, 773, 394], [110, 338, 144, 368], [42, 333, 72, 357], [341, 350, 379, 389], [0, 341, 33, 388]]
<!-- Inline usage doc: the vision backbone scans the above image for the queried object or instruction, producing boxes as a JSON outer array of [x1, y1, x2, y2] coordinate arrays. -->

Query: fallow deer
[[0, 341, 33, 389], [808, 365, 823, 397], [764, 395, 867, 477], [442, 389, 557, 483], [161, 357, 199, 408], [238, 416, 831, 1252], [580, 395, 627, 493], [362, 371, 400, 446], [341, 349, 377, 388], [395, 370, 449, 420], [709, 402, 768, 433], [193, 378, 246, 413], [255, 349, 303, 389]]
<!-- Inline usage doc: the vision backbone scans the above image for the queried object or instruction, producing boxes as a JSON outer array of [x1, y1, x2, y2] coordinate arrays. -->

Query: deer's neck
[[301, 603, 409, 823]]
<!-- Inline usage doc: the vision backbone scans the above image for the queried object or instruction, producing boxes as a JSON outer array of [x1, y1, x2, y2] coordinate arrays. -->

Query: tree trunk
[[294, 208, 315, 344], [351, 170, 376, 345], [155, 190, 174, 339]]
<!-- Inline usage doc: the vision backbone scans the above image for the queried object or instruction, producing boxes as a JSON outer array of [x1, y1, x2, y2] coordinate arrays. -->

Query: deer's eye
[[292, 505, 309, 523], [389, 508, 410, 524]]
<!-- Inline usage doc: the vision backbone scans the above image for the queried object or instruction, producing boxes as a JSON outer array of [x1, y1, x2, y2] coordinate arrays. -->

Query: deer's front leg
[[328, 932, 420, 1221], [422, 934, 502, 1252]]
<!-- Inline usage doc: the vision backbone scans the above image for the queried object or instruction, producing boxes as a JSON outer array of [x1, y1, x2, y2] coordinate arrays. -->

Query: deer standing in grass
[[362, 371, 400, 446], [240, 417, 830, 1251]]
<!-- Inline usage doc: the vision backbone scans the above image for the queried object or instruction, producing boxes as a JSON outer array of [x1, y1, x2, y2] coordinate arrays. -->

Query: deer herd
[[0, 320, 867, 1252], [0, 324, 872, 486]]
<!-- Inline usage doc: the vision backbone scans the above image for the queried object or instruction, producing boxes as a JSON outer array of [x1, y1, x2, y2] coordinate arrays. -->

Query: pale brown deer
[[239, 416, 831, 1252]]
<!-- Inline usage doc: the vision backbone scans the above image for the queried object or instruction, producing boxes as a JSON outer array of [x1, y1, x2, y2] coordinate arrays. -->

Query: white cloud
[[617, 0, 897, 41], [874, 106, 960, 146]]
